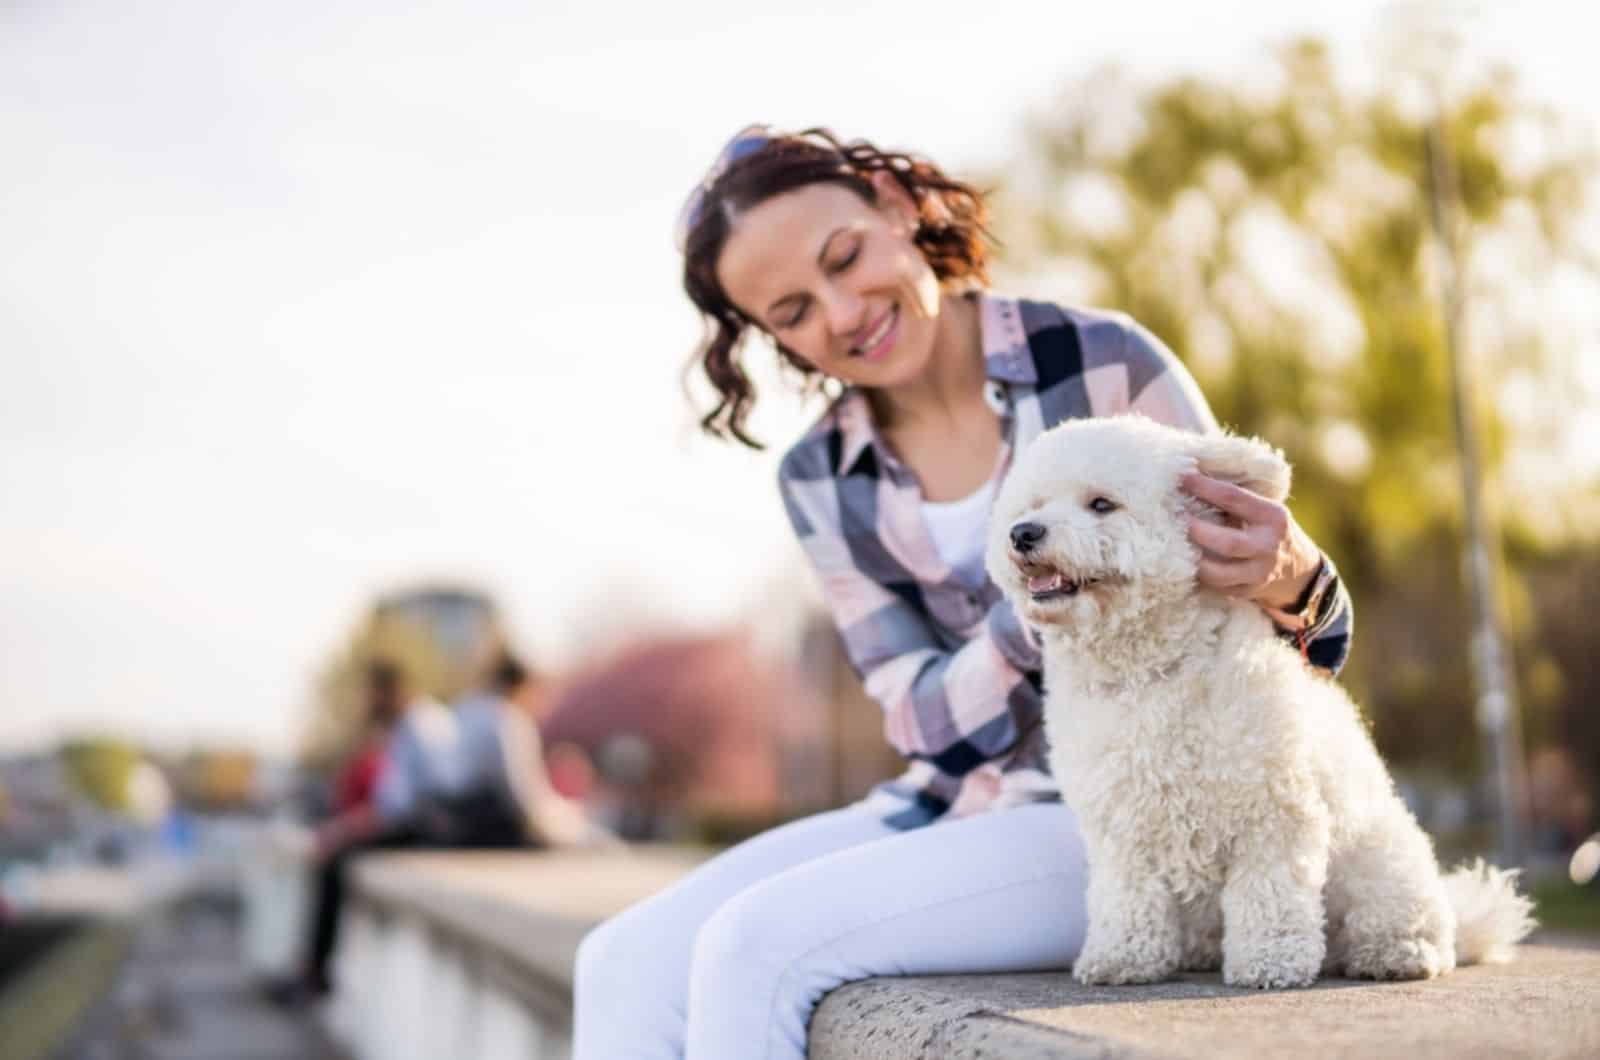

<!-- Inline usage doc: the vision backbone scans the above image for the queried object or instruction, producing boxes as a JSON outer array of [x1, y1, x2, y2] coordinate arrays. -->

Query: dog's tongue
[[1027, 571, 1064, 594]]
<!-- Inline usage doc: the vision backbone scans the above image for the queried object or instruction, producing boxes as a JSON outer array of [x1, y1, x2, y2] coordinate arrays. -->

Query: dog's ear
[[1189, 432, 1291, 503]]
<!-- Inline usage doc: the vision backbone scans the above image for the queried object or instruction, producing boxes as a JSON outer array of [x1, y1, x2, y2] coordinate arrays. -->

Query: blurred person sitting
[[454, 654, 619, 850], [286, 654, 614, 1002], [304, 659, 452, 858], [287, 659, 454, 1000]]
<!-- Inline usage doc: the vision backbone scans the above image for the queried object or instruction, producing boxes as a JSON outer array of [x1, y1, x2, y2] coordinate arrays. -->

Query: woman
[[573, 127, 1351, 1059]]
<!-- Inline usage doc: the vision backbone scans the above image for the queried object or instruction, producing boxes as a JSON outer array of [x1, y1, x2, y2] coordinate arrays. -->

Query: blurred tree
[[988, 37, 1599, 775], [177, 749, 259, 810], [60, 738, 140, 812], [1523, 549, 1600, 798]]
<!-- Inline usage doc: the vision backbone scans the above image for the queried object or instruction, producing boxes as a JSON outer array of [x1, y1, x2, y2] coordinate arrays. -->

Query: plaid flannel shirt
[[778, 293, 1354, 830]]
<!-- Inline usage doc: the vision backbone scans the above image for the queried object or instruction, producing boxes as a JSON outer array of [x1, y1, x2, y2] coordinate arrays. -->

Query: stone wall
[[298, 848, 1600, 1060]]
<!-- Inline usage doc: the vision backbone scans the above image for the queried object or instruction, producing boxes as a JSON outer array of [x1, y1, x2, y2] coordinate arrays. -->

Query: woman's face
[[714, 174, 945, 389]]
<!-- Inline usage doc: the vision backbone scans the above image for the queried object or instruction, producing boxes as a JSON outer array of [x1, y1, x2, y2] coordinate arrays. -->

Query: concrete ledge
[[334, 847, 708, 1059], [349, 847, 707, 1002], [811, 945, 1600, 1059], [337, 849, 1600, 1059]]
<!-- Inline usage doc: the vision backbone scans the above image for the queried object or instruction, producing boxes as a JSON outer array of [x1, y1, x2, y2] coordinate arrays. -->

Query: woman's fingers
[[1182, 470, 1308, 602], [1181, 472, 1287, 533], [1187, 517, 1269, 559], [1196, 556, 1270, 594]]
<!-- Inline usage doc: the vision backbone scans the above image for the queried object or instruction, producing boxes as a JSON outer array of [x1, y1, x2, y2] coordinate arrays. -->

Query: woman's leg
[[685, 801, 1088, 1060], [571, 800, 897, 1059]]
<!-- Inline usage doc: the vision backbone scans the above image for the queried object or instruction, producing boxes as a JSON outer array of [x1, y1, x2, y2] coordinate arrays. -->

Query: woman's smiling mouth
[[850, 304, 899, 361]]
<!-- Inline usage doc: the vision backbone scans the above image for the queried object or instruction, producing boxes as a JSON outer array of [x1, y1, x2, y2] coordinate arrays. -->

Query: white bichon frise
[[985, 414, 1535, 990]]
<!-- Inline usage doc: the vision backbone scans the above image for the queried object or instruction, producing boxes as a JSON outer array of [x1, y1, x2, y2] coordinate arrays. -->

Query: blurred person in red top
[[312, 659, 410, 858], [270, 659, 418, 1004], [330, 661, 402, 816]]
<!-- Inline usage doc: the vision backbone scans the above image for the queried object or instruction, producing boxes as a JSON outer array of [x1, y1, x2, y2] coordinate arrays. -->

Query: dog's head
[[986, 415, 1289, 638]]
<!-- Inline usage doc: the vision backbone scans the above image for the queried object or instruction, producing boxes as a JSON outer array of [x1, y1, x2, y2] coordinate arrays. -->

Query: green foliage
[[989, 37, 1600, 773], [59, 738, 140, 811], [1530, 877, 1600, 937]]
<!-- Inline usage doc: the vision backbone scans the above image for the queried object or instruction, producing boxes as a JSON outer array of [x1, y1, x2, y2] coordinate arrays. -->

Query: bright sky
[[3, 1, 1596, 755]]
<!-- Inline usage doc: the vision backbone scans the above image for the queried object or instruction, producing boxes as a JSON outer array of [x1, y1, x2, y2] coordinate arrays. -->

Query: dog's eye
[[1088, 496, 1118, 514]]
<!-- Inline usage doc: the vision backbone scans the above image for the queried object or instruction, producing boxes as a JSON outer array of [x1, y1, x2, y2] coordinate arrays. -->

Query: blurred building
[[373, 585, 502, 683], [172, 749, 260, 812], [0, 752, 74, 858]]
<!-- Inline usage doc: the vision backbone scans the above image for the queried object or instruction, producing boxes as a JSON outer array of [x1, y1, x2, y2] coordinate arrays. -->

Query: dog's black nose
[[1010, 522, 1046, 552]]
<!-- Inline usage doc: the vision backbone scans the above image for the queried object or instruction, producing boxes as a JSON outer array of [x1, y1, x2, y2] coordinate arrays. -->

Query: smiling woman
[[572, 125, 1357, 1060]]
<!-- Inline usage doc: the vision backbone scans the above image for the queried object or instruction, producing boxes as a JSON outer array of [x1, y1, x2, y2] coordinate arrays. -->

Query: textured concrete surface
[[812, 944, 1600, 1059], [349, 846, 710, 990]]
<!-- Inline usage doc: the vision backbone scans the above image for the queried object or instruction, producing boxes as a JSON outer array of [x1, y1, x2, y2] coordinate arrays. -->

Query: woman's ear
[[1189, 431, 1291, 503]]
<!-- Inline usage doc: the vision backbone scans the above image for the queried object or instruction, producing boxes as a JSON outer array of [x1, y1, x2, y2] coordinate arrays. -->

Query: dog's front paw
[[1073, 942, 1180, 986], [1342, 936, 1450, 981], [1222, 943, 1322, 989]]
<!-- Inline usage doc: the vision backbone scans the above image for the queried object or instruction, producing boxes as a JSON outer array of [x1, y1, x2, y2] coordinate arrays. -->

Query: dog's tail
[[1442, 858, 1537, 964]]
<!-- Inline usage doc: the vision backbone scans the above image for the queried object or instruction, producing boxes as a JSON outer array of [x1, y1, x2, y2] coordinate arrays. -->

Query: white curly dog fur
[[985, 414, 1535, 990]]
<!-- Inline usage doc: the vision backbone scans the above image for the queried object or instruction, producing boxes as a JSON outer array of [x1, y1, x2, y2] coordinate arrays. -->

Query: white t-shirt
[[920, 474, 1000, 585]]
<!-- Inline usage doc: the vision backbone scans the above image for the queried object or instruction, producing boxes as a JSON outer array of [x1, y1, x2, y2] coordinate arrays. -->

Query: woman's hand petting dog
[[1181, 471, 1321, 611]]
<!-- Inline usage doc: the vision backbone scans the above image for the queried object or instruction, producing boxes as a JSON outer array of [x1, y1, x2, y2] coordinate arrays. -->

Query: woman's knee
[[575, 902, 668, 1002], [573, 916, 621, 998], [689, 879, 808, 994], [685, 879, 852, 1057], [689, 893, 757, 982]]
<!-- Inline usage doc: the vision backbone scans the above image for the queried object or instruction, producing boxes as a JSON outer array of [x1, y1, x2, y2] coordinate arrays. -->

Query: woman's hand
[[1180, 471, 1321, 611]]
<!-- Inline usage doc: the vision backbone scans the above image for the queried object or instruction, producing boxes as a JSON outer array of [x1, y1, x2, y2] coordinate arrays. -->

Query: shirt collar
[[832, 291, 1036, 475]]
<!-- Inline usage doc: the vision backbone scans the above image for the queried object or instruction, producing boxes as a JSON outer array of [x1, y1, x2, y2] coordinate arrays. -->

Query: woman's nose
[[822, 286, 866, 339]]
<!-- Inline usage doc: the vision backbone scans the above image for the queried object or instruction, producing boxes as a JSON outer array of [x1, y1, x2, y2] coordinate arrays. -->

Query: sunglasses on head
[[673, 124, 775, 253]]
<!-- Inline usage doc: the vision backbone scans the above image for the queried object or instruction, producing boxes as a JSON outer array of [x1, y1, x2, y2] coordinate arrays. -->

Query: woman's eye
[[784, 303, 809, 328], [1088, 496, 1118, 514], [832, 245, 859, 271]]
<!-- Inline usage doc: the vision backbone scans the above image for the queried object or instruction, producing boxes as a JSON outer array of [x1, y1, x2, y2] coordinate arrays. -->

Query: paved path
[[62, 894, 345, 1060]]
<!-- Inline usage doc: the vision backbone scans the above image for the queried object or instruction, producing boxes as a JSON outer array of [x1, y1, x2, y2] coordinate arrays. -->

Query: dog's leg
[[1326, 815, 1455, 981], [1220, 798, 1330, 989], [1073, 840, 1183, 985]]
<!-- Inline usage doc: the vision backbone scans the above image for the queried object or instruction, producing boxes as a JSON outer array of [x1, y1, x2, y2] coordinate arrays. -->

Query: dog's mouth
[[1021, 564, 1110, 602]]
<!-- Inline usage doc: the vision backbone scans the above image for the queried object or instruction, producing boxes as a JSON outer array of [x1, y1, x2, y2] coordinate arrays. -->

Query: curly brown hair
[[680, 128, 994, 449]]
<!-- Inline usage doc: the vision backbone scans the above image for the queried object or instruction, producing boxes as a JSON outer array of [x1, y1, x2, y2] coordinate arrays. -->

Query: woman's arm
[[779, 464, 1042, 774], [498, 709, 620, 848], [1113, 316, 1355, 677]]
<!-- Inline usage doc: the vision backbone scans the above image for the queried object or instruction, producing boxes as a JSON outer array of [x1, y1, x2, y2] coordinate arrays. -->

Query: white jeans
[[572, 798, 1089, 1059]]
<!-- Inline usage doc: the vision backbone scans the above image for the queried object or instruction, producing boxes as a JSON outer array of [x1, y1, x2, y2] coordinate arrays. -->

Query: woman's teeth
[[853, 307, 896, 356]]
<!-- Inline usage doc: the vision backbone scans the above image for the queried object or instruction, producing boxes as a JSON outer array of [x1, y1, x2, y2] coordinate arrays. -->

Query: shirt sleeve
[[372, 725, 417, 822], [1271, 559, 1354, 676], [1113, 316, 1355, 677], [779, 463, 1043, 776]]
